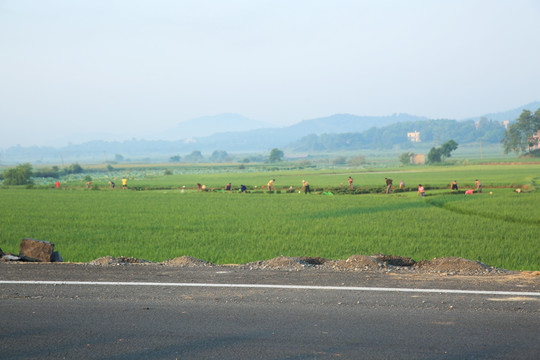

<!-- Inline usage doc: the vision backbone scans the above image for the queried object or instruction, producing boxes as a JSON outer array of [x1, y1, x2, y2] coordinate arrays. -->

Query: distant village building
[[412, 154, 425, 165], [407, 131, 421, 142], [531, 130, 540, 150]]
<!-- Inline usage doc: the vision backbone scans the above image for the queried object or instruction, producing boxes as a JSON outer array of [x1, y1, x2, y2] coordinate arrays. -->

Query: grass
[[1, 181, 538, 270]]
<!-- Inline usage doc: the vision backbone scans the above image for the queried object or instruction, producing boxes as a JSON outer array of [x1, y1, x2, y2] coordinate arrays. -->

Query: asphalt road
[[1, 263, 539, 359]]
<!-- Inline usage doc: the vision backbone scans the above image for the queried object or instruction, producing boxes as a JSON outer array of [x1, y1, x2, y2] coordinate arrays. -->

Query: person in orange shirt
[[475, 179, 482, 193]]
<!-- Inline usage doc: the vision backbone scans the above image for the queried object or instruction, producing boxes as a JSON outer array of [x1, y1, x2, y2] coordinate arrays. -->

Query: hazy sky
[[1, 0, 539, 147]]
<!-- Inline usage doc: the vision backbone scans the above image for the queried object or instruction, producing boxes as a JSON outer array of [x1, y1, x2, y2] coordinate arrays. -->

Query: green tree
[[501, 109, 540, 154], [184, 150, 203, 163], [427, 140, 458, 164], [427, 147, 442, 164], [398, 152, 414, 165], [65, 163, 83, 174], [2, 163, 34, 185], [268, 148, 284, 163], [331, 156, 347, 165], [440, 139, 459, 158], [33, 167, 60, 178], [169, 155, 181, 163], [209, 150, 229, 163], [347, 155, 366, 167]]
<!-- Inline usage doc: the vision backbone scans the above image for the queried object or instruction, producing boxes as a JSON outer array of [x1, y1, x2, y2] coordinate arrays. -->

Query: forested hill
[[289, 118, 506, 152], [464, 101, 540, 122]]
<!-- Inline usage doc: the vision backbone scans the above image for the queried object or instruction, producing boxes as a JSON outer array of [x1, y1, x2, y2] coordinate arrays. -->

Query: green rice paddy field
[[1, 164, 539, 270]]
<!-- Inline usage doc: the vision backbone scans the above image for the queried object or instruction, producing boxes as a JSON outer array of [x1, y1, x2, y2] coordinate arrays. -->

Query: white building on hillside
[[407, 131, 421, 142]]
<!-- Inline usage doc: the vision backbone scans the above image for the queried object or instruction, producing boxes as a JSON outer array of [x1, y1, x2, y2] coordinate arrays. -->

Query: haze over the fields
[[1, 1, 539, 147]]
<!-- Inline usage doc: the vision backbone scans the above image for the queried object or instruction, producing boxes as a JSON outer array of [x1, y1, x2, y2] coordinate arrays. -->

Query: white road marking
[[1, 280, 539, 297]]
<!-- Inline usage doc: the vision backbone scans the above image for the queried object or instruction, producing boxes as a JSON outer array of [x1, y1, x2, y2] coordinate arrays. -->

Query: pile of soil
[[162, 256, 212, 267], [86, 254, 512, 275], [413, 257, 498, 275], [244, 255, 307, 270], [88, 256, 151, 266], [324, 255, 384, 271]]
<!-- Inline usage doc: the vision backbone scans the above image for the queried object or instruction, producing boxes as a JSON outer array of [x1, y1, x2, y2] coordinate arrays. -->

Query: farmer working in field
[[267, 179, 275, 191], [122, 177, 128, 190], [475, 179, 482, 193], [385, 177, 393, 194], [302, 180, 311, 194], [348, 176, 353, 190]]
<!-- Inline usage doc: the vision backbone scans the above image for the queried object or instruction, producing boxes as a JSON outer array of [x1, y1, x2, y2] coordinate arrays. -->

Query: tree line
[[501, 109, 540, 155], [291, 118, 505, 152]]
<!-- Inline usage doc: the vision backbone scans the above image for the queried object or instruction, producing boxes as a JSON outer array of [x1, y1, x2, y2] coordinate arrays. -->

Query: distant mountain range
[[463, 101, 540, 122], [2, 101, 539, 164], [154, 113, 275, 140], [187, 113, 430, 152]]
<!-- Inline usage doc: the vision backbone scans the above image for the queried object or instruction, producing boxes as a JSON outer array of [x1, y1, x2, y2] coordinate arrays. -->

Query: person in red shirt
[[417, 184, 425, 197]]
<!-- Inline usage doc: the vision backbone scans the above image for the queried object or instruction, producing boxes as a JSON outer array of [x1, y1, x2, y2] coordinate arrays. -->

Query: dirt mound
[[325, 255, 384, 271], [296, 256, 328, 265], [85, 254, 509, 275], [372, 254, 416, 267], [413, 257, 498, 274], [162, 256, 213, 267], [89, 256, 151, 266], [245, 256, 309, 270]]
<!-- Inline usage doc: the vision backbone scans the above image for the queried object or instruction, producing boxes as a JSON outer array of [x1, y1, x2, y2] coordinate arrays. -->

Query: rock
[[51, 251, 63, 262], [2, 254, 22, 261], [19, 238, 54, 262]]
